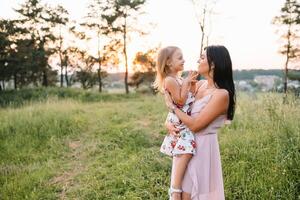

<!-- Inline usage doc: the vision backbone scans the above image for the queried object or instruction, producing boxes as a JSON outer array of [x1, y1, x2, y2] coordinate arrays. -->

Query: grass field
[[0, 88, 299, 199]]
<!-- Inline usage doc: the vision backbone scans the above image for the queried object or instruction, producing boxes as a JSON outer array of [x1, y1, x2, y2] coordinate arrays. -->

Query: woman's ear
[[209, 63, 215, 77], [211, 63, 215, 70]]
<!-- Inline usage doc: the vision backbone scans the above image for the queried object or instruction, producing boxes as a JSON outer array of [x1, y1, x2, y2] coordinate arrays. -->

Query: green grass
[[0, 89, 299, 199], [0, 87, 140, 108]]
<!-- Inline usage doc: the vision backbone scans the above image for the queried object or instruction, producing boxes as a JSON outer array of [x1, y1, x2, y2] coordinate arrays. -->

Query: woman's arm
[[165, 89, 229, 133]]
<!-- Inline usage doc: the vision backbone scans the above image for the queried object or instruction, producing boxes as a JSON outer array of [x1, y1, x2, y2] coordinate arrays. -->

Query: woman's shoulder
[[215, 88, 229, 95], [212, 88, 229, 102]]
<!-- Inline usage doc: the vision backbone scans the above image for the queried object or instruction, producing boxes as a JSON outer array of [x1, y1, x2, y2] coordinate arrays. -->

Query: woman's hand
[[165, 121, 180, 137]]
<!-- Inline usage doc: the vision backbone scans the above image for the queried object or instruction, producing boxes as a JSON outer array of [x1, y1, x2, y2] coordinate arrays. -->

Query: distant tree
[[100, 39, 122, 70], [288, 69, 300, 81], [106, 0, 147, 94], [47, 5, 69, 87], [273, 0, 300, 93], [15, 0, 49, 86], [60, 46, 79, 86], [129, 47, 157, 93], [191, 0, 217, 56], [233, 69, 284, 80], [67, 22, 121, 90], [70, 47, 108, 89], [75, 71, 97, 89], [0, 19, 15, 90], [0, 19, 38, 89], [82, 0, 118, 92], [13, 0, 67, 87]]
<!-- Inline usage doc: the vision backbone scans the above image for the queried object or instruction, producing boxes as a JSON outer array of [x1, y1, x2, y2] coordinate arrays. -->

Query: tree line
[[1, 0, 299, 94], [0, 0, 155, 93]]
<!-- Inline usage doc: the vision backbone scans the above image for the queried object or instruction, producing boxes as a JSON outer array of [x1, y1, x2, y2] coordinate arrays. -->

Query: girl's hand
[[165, 121, 180, 137], [184, 71, 198, 86]]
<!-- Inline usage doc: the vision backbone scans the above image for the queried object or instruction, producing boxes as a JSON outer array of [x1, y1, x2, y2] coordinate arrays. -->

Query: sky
[[0, 0, 287, 72]]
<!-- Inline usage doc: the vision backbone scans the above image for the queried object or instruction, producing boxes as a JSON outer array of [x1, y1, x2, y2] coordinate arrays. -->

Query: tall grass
[[0, 87, 139, 108], [0, 89, 299, 199], [221, 92, 300, 199]]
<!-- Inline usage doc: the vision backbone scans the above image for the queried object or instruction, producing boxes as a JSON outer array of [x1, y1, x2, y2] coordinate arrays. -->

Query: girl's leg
[[171, 154, 192, 200], [182, 192, 192, 200]]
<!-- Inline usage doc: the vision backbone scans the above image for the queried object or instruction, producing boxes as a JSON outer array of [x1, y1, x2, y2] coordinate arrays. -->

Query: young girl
[[153, 46, 198, 200]]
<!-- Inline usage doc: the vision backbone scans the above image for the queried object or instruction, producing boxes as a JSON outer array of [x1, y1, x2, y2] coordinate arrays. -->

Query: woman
[[164, 45, 235, 200]]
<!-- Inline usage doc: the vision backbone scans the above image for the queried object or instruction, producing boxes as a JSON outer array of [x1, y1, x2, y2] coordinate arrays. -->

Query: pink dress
[[171, 93, 226, 200]]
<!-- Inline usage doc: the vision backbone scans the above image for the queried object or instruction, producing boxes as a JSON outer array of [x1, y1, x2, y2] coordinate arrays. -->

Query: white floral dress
[[160, 79, 196, 157]]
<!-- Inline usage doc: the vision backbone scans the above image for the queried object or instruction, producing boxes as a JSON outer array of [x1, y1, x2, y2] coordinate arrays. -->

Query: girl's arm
[[164, 77, 189, 106], [165, 89, 229, 133], [165, 72, 198, 106]]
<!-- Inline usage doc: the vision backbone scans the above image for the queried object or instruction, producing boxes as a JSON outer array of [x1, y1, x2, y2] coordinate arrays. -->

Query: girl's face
[[169, 49, 185, 73], [197, 50, 210, 76]]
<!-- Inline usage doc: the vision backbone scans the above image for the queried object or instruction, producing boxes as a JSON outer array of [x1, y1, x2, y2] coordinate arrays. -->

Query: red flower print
[[191, 140, 196, 148], [171, 141, 176, 148], [177, 145, 186, 151]]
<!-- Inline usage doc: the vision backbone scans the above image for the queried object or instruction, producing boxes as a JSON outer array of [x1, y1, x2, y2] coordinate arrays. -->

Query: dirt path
[[49, 139, 87, 199]]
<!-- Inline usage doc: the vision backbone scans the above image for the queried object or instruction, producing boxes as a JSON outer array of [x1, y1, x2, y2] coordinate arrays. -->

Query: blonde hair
[[153, 46, 180, 93]]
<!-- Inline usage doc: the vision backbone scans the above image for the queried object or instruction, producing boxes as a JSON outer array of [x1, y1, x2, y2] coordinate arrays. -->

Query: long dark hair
[[205, 45, 236, 120]]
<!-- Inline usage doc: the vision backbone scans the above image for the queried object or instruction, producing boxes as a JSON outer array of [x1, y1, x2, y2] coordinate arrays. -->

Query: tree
[[75, 71, 97, 89], [0, 19, 15, 90], [0, 19, 36, 89], [273, 0, 300, 93], [106, 0, 147, 94], [67, 45, 105, 89], [288, 69, 300, 81], [129, 47, 157, 93], [82, 0, 118, 92], [47, 5, 69, 87], [191, 0, 217, 56], [100, 39, 122, 70], [0, 1, 69, 89], [9, 0, 69, 88], [14, 0, 50, 87]]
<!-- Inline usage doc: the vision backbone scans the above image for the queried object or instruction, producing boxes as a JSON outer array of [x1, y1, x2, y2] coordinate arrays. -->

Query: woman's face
[[197, 50, 210, 76], [169, 49, 185, 73]]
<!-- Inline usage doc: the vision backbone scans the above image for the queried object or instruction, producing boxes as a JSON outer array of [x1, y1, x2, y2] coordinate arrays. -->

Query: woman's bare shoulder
[[213, 89, 229, 102]]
